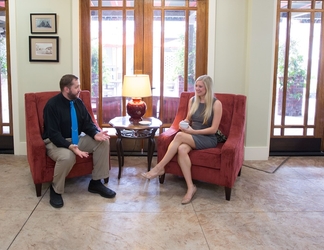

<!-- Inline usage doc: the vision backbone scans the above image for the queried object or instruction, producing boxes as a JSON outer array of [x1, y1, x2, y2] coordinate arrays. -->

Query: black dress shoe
[[50, 185, 64, 208], [88, 179, 116, 198]]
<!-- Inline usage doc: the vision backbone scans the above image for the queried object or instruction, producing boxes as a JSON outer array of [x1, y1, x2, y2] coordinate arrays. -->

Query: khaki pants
[[44, 134, 110, 194]]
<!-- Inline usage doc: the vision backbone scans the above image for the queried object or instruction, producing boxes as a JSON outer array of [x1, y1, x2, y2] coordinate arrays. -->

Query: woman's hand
[[179, 125, 193, 133]]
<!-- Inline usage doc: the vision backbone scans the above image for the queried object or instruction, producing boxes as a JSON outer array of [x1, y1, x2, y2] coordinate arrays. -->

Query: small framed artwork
[[29, 36, 59, 62], [30, 13, 57, 34]]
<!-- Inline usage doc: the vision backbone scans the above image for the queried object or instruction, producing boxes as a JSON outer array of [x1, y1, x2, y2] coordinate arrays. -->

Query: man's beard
[[67, 91, 79, 100]]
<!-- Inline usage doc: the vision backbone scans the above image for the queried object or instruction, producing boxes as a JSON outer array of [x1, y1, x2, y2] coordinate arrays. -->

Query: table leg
[[116, 137, 123, 179], [120, 140, 124, 167], [147, 129, 157, 171]]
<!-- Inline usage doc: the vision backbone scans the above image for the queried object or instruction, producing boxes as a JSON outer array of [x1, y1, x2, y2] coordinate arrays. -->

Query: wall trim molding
[[244, 146, 269, 161]]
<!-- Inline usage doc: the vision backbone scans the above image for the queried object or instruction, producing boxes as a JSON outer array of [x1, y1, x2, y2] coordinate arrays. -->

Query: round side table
[[109, 116, 162, 178]]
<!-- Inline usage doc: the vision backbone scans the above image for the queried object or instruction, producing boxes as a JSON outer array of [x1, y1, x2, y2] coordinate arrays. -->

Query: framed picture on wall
[[30, 13, 57, 34], [29, 36, 59, 62]]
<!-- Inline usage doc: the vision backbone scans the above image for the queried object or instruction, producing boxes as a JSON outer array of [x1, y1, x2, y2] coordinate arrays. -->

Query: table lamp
[[122, 74, 152, 122]]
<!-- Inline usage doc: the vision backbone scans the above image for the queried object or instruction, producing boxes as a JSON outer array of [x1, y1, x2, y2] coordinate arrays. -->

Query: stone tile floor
[[1, 154, 324, 250]]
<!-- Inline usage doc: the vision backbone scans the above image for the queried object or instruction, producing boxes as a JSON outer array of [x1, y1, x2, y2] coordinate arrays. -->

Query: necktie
[[70, 101, 79, 144]]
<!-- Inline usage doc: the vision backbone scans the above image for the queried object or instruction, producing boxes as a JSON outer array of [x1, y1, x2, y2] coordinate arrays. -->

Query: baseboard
[[244, 146, 270, 160], [270, 151, 324, 156], [14, 142, 27, 155], [110, 151, 157, 157], [0, 149, 14, 154]]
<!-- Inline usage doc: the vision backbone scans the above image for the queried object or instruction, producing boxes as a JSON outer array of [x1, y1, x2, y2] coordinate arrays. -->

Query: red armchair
[[25, 90, 109, 197], [158, 92, 246, 200]]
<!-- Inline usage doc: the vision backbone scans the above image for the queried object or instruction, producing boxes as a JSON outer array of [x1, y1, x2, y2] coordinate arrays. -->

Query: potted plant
[[277, 40, 306, 116]]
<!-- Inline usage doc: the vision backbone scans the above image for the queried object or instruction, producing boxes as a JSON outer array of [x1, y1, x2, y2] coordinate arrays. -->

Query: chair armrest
[[220, 96, 246, 186], [219, 130, 245, 187], [221, 127, 244, 157], [25, 93, 47, 181], [158, 127, 178, 145], [26, 134, 47, 181]]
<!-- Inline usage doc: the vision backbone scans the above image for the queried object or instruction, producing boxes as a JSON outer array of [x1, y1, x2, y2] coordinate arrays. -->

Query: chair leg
[[238, 167, 242, 176], [225, 187, 231, 201], [35, 183, 42, 197], [104, 177, 109, 183], [159, 174, 165, 184]]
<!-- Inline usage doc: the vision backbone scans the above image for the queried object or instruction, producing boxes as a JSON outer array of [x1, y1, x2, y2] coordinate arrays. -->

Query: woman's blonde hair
[[188, 75, 214, 124]]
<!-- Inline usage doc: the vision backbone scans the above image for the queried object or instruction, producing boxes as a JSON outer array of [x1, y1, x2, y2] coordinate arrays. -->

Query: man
[[42, 74, 116, 208]]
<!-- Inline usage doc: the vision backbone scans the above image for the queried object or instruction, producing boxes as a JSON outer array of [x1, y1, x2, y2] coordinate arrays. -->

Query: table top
[[109, 116, 162, 130]]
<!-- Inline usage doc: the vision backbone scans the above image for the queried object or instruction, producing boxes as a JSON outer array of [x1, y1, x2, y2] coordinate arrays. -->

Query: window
[[80, 0, 208, 129], [271, 0, 324, 152]]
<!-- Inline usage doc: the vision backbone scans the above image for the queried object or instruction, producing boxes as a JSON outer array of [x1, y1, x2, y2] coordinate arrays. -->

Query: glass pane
[[281, 1, 288, 9], [308, 13, 321, 126], [126, 10, 134, 75], [276, 11, 309, 127], [162, 10, 185, 123], [126, 0, 134, 7], [189, 0, 197, 7], [91, 0, 98, 7], [91, 10, 99, 119], [315, 1, 323, 9], [292, 1, 311, 9], [165, 0, 186, 7], [1, 75, 9, 123], [187, 10, 196, 92], [273, 128, 281, 136], [285, 12, 309, 124], [153, 0, 161, 7], [275, 12, 287, 125], [3, 126, 9, 134], [307, 128, 314, 136], [152, 10, 161, 118], [284, 128, 303, 135], [0, 10, 9, 125], [102, 0, 123, 7], [164, 10, 185, 98], [101, 10, 123, 124]]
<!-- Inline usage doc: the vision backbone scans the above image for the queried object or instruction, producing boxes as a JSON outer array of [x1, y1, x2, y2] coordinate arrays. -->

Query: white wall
[[208, 0, 276, 160], [10, 0, 80, 155], [10, 0, 276, 160], [244, 0, 277, 160], [209, 0, 247, 94]]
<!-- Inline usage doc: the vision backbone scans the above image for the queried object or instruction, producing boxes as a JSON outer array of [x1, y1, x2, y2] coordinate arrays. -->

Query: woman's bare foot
[[181, 185, 197, 205], [141, 167, 165, 179]]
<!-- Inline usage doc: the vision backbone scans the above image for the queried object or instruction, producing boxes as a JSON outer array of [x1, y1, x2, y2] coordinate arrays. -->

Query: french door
[[0, 1, 12, 152], [79, 0, 208, 130], [271, 0, 324, 154]]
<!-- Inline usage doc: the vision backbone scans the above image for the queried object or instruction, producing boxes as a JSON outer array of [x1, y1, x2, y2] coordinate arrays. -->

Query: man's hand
[[94, 131, 110, 141], [69, 144, 89, 158]]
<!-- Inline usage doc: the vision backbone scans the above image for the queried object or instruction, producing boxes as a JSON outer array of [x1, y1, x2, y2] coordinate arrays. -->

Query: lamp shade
[[122, 74, 151, 98]]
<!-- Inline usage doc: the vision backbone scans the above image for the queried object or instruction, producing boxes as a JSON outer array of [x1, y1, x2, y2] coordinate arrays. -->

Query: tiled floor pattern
[[243, 156, 290, 173], [1, 154, 324, 250]]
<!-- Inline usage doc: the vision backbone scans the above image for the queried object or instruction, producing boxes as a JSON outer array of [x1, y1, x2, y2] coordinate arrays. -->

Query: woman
[[142, 75, 222, 204]]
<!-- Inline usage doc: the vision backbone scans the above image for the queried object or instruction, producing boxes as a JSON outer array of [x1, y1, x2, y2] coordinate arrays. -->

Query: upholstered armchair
[[158, 92, 246, 200], [25, 90, 109, 197]]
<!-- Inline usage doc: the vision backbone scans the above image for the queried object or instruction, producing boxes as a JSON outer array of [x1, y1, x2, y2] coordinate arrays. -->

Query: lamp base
[[126, 98, 147, 123]]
